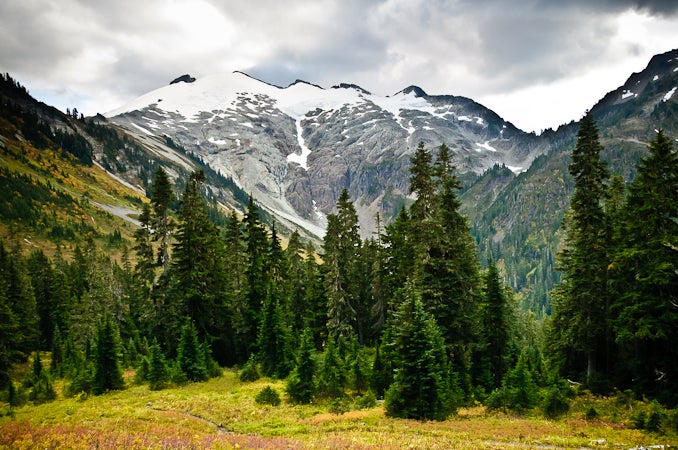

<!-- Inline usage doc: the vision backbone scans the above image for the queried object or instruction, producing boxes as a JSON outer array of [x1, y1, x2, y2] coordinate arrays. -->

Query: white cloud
[[0, 0, 677, 131]]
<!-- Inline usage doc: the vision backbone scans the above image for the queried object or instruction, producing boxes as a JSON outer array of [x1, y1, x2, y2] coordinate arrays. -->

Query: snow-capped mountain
[[106, 71, 550, 238]]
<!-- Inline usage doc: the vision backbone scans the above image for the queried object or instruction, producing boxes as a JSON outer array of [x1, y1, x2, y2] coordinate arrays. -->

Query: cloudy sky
[[1, 0, 677, 132]]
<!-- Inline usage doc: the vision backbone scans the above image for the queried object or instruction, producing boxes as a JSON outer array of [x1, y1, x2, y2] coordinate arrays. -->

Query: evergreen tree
[[286, 230, 306, 337], [0, 251, 19, 371], [381, 208, 414, 307], [549, 113, 612, 388], [474, 259, 513, 392], [177, 319, 208, 382], [316, 336, 346, 399], [410, 144, 482, 396], [257, 292, 292, 378], [0, 246, 39, 363], [371, 342, 391, 399], [26, 351, 56, 404], [384, 284, 455, 421], [172, 170, 229, 363], [26, 250, 54, 350], [93, 318, 124, 394], [302, 241, 327, 348], [242, 196, 270, 357], [348, 339, 370, 395], [50, 325, 64, 378], [150, 167, 174, 273], [133, 203, 156, 329], [222, 211, 247, 364], [147, 339, 169, 390], [408, 142, 436, 222], [428, 144, 481, 343], [324, 189, 361, 341], [611, 130, 678, 404], [487, 352, 538, 412], [286, 328, 316, 404]]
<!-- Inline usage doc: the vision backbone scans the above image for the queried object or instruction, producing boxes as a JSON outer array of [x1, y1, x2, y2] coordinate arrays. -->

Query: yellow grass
[[2, 370, 676, 449]]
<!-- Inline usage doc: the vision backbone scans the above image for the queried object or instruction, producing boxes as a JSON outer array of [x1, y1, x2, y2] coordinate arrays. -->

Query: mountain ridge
[[105, 69, 552, 239]]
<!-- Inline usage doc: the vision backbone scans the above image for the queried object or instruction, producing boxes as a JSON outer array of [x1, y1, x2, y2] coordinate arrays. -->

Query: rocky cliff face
[[106, 72, 552, 238]]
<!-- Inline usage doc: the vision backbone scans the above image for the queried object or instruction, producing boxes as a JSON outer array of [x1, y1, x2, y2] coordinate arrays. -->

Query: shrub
[[354, 391, 377, 410], [540, 385, 570, 418], [584, 405, 598, 420], [239, 356, 260, 382], [644, 401, 665, 432], [486, 387, 510, 411], [255, 386, 281, 406], [329, 397, 351, 415]]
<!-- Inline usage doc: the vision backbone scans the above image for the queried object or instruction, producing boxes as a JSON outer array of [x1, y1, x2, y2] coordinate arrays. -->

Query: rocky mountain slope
[[105, 72, 553, 238]]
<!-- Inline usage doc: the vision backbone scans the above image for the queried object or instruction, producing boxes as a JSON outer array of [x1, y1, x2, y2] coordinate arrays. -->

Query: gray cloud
[[1, 0, 676, 130]]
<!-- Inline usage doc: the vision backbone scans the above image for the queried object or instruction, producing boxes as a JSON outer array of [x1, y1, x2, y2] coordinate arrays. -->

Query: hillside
[[0, 73, 254, 255], [0, 74, 146, 256]]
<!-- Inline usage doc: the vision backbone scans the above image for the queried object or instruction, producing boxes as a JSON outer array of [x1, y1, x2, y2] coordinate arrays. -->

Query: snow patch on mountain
[[663, 86, 676, 102], [476, 141, 497, 152], [288, 119, 312, 169]]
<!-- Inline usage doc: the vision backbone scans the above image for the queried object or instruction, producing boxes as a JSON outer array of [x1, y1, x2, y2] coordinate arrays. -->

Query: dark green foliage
[[348, 341, 370, 395], [52, 128, 93, 165], [474, 259, 513, 393], [549, 113, 613, 388], [257, 293, 291, 378], [64, 350, 95, 397], [354, 391, 377, 410], [632, 401, 666, 432], [487, 353, 539, 412], [176, 319, 208, 382], [172, 170, 230, 364], [0, 243, 39, 364], [203, 342, 222, 379], [150, 167, 174, 273], [286, 329, 316, 404], [401, 144, 483, 398], [239, 354, 261, 382], [50, 326, 64, 377], [610, 130, 678, 405], [316, 336, 346, 399], [242, 196, 270, 357], [23, 352, 56, 404], [93, 318, 124, 395], [539, 379, 571, 418], [324, 189, 361, 341], [370, 342, 391, 399], [384, 286, 455, 421], [147, 340, 170, 391], [584, 405, 598, 420], [255, 385, 282, 406], [328, 397, 351, 415], [257, 224, 292, 378]]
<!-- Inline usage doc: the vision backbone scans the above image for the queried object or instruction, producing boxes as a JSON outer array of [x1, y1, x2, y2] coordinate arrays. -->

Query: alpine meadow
[[1, 46, 678, 449]]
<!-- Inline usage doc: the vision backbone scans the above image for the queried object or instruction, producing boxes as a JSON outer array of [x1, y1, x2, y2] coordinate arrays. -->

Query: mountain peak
[[331, 83, 372, 95], [398, 85, 427, 97], [288, 79, 324, 90], [169, 74, 196, 85]]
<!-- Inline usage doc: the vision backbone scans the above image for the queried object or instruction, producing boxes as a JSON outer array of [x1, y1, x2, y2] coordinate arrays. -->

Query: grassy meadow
[[1, 369, 676, 449]]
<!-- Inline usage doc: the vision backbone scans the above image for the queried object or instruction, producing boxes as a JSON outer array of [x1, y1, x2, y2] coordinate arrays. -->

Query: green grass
[[2, 370, 677, 449]]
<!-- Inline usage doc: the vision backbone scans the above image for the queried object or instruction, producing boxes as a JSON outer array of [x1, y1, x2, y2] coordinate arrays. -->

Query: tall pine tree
[[549, 113, 612, 388], [611, 130, 678, 404], [324, 189, 361, 341]]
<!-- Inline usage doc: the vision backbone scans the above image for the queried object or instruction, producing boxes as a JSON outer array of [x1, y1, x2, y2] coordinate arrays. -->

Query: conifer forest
[[0, 110, 677, 434]]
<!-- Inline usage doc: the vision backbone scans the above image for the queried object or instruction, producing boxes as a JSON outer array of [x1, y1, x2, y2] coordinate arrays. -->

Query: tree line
[[1, 118, 676, 419], [549, 113, 677, 406]]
